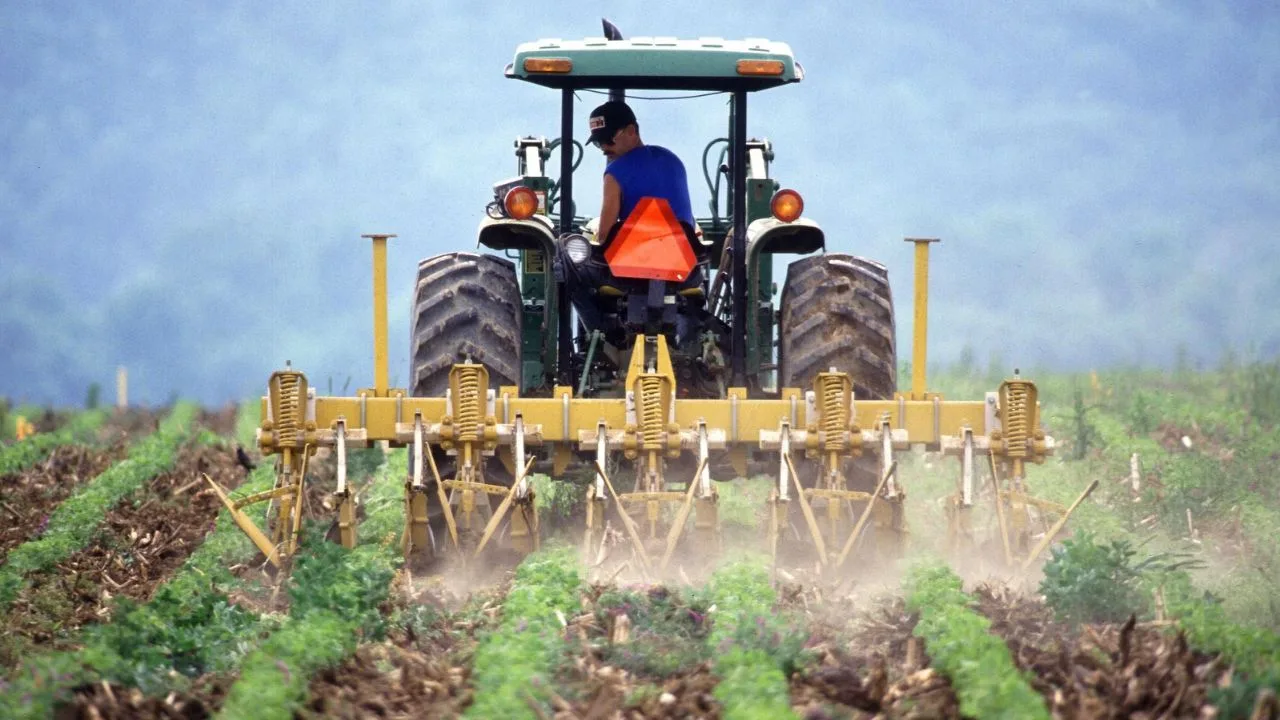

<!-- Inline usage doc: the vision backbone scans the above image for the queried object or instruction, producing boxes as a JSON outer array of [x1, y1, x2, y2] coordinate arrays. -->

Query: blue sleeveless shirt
[[605, 145, 695, 227]]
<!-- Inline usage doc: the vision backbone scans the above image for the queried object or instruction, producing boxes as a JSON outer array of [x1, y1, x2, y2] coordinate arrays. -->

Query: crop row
[[0, 401, 275, 717], [905, 563, 1050, 720], [704, 562, 800, 720], [465, 545, 583, 719], [217, 449, 400, 720], [0, 463, 283, 718], [0, 404, 197, 611], [1162, 576, 1280, 710], [0, 409, 106, 476]]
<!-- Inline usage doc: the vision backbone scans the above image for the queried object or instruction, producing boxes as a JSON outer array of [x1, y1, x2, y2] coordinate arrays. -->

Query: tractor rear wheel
[[779, 253, 896, 401], [409, 252, 522, 557], [411, 252, 522, 396]]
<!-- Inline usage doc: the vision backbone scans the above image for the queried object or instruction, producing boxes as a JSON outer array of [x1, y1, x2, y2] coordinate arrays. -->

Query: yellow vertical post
[[363, 234, 396, 397], [116, 366, 128, 410], [905, 238, 940, 400]]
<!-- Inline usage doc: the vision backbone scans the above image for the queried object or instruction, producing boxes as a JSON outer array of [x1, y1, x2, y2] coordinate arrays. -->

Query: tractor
[[212, 22, 1083, 579], [410, 24, 899, 566]]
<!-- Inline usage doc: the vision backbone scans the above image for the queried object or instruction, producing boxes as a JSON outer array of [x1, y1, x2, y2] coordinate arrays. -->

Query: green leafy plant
[[1127, 389, 1158, 435], [704, 561, 801, 720], [531, 472, 586, 528], [1155, 571, 1280, 715], [218, 455, 402, 720], [594, 585, 710, 677], [85, 584, 270, 691], [0, 462, 281, 719], [906, 563, 1050, 720], [1231, 359, 1280, 428], [465, 547, 582, 720], [1040, 531, 1201, 625]]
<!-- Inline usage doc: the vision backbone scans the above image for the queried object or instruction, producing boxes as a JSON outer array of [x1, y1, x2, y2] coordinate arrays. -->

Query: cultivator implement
[[206, 235, 1084, 576]]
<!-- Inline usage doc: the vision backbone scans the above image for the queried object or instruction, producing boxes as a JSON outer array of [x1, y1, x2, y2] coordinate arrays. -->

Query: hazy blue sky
[[2, 1, 1277, 406]]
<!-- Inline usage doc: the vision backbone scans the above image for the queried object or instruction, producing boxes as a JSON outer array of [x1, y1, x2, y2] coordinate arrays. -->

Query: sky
[[1, 1, 1278, 406]]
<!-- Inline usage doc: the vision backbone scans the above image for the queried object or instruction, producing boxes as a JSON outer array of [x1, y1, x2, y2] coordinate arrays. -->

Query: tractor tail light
[[771, 189, 804, 222], [504, 186, 539, 219]]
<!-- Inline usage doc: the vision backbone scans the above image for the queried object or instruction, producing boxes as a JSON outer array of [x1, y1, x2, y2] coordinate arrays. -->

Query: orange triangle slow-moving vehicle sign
[[604, 197, 697, 282]]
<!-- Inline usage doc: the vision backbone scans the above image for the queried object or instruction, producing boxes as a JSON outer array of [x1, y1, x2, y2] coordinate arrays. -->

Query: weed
[[1040, 532, 1202, 625], [1069, 388, 1103, 460]]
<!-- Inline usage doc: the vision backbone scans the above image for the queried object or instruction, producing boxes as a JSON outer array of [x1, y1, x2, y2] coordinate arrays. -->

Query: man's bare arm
[[598, 173, 621, 244]]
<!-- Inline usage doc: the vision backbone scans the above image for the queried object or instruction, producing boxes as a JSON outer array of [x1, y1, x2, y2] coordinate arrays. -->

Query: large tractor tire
[[410, 252, 522, 396], [779, 253, 896, 401], [409, 252, 522, 558], [779, 252, 897, 534]]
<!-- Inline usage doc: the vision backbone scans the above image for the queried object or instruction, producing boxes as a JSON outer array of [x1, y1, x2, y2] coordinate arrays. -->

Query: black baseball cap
[[587, 100, 637, 146]]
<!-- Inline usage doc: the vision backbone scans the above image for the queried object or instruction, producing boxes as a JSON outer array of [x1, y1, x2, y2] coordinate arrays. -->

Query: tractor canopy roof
[[506, 36, 802, 92]]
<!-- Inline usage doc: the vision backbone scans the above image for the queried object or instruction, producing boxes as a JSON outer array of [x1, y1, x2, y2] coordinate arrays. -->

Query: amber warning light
[[524, 58, 573, 73], [736, 59, 785, 76], [504, 186, 540, 219], [771, 189, 804, 222]]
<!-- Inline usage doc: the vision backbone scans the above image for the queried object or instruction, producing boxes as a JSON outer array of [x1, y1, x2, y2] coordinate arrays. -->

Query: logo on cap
[[589, 116, 607, 131]]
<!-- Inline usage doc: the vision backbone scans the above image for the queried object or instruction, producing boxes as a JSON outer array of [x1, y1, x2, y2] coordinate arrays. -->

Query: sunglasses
[[591, 129, 619, 148]]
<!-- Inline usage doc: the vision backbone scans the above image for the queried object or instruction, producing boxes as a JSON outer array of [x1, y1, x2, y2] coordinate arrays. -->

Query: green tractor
[[405, 22, 898, 563], [412, 24, 895, 412]]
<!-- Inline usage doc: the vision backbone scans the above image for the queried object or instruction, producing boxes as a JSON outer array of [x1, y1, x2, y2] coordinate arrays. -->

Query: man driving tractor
[[556, 99, 703, 341], [586, 99, 695, 239]]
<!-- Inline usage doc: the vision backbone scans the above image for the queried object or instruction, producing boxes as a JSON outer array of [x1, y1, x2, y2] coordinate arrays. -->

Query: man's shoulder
[[646, 145, 683, 165], [607, 145, 684, 175]]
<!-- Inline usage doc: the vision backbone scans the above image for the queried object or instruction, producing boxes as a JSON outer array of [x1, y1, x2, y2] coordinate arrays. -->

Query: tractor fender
[[476, 215, 558, 255], [746, 217, 825, 258]]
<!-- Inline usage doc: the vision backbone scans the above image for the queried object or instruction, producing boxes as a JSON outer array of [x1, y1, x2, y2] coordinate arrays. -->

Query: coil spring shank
[[453, 366, 483, 443], [819, 374, 849, 452], [1001, 380, 1031, 458], [638, 375, 665, 450], [272, 371, 303, 447]]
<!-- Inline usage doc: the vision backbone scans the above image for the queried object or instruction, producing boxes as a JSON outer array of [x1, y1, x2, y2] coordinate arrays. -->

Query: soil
[[225, 451, 345, 615], [0, 408, 186, 567], [197, 405, 239, 438], [103, 408, 166, 440], [299, 634, 474, 720], [973, 583, 1224, 719], [297, 580, 506, 720], [40, 569, 1277, 720], [56, 675, 232, 720], [790, 596, 961, 720], [1, 442, 250, 666], [0, 443, 129, 563]]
